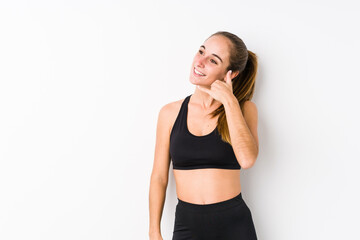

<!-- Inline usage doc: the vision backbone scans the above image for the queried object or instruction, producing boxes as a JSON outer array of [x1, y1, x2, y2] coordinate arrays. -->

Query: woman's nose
[[196, 56, 206, 67]]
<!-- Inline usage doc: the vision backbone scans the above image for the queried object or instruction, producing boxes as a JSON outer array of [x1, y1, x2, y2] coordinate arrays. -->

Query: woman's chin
[[189, 78, 201, 86], [189, 76, 211, 87], [189, 75, 206, 85]]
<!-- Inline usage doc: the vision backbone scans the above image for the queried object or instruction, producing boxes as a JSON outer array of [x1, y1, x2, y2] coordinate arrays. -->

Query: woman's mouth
[[194, 67, 206, 77]]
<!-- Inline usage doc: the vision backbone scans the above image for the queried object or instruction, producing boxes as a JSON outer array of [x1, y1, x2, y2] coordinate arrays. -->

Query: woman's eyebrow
[[200, 45, 223, 63]]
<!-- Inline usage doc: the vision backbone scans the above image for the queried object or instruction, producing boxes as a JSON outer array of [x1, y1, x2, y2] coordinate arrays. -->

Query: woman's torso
[[169, 95, 241, 205]]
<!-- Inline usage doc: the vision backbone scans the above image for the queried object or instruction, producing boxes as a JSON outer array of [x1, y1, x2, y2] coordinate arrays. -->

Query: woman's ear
[[231, 70, 240, 79]]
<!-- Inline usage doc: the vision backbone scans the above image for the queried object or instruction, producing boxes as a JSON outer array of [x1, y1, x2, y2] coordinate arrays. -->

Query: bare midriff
[[173, 168, 241, 204]]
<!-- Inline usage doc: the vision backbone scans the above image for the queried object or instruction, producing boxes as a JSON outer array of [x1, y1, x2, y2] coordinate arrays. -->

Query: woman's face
[[189, 35, 232, 86]]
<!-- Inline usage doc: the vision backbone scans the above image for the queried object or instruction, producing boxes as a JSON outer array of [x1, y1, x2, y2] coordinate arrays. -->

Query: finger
[[225, 70, 232, 85]]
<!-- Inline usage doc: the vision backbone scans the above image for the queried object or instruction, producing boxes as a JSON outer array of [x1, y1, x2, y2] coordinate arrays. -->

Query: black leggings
[[172, 192, 257, 240]]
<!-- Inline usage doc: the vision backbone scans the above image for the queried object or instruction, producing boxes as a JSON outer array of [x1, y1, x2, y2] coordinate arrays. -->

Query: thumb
[[226, 70, 232, 84]]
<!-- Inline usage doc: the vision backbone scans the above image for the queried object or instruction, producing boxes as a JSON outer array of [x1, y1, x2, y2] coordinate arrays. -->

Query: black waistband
[[176, 192, 244, 213]]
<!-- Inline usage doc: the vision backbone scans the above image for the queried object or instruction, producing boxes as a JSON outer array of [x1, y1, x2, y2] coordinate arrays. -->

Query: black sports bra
[[169, 94, 241, 170]]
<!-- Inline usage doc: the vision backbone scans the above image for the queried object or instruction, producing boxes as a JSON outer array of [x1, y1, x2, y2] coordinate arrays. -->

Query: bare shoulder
[[158, 97, 185, 135], [242, 100, 258, 116]]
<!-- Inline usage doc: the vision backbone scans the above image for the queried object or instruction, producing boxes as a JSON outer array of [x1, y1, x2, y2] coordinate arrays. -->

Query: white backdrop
[[0, 0, 359, 239]]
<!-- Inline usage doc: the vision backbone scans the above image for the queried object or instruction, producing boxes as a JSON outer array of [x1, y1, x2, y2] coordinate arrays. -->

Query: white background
[[1, 0, 359, 239]]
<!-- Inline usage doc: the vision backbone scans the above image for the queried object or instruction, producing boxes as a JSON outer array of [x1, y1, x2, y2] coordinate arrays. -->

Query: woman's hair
[[207, 31, 258, 145]]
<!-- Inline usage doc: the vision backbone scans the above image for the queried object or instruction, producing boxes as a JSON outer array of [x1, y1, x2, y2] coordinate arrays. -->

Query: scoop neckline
[[185, 94, 217, 138]]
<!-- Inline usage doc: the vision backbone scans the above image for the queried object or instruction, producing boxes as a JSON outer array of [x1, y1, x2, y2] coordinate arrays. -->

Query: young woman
[[149, 31, 259, 240]]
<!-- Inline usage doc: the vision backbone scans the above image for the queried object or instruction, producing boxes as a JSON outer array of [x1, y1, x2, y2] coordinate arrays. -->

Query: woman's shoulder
[[159, 96, 186, 115], [157, 96, 187, 128], [242, 100, 258, 116]]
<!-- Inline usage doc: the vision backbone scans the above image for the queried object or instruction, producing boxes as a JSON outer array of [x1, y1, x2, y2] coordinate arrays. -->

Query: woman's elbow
[[241, 157, 257, 169]]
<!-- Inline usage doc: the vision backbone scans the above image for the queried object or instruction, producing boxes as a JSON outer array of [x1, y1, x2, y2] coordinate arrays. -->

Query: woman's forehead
[[203, 36, 231, 60]]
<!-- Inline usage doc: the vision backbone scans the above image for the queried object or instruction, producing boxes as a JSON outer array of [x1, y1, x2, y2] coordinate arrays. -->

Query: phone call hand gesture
[[196, 70, 234, 104]]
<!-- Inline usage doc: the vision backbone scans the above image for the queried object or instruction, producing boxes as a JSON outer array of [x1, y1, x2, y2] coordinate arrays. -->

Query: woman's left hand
[[196, 70, 234, 104]]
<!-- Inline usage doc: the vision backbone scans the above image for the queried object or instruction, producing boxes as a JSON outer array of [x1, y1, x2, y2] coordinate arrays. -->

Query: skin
[[149, 35, 259, 239]]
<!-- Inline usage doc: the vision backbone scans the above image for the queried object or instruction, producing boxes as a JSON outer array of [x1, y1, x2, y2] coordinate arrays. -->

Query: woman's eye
[[198, 50, 217, 64]]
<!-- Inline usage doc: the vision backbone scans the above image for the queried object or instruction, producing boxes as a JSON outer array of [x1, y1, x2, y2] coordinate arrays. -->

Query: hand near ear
[[197, 70, 235, 104]]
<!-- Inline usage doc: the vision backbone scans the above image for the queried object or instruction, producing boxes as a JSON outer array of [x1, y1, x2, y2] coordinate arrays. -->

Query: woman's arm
[[223, 96, 259, 169], [149, 104, 172, 239]]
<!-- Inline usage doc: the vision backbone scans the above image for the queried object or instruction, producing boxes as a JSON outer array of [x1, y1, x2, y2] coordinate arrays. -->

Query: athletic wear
[[169, 94, 241, 170], [172, 192, 258, 240]]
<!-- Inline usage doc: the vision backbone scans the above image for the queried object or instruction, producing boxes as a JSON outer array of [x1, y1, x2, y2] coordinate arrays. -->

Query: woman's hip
[[172, 192, 257, 240]]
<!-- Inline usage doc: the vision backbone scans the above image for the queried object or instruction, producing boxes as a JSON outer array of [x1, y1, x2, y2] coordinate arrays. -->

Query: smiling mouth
[[194, 67, 206, 76]]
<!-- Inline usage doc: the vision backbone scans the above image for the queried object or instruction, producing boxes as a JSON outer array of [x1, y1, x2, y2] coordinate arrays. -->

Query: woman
[[149, 31, 259, 240]]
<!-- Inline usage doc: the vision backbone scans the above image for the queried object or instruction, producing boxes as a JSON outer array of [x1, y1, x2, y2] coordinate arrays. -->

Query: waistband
[[176, 192, 244, 213]]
